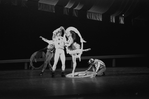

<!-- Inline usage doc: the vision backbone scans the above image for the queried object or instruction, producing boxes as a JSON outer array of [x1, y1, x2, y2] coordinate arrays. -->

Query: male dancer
[[86, 58, 106, 77], [39, 36, 55, 76], [51, 26, 66, 77]]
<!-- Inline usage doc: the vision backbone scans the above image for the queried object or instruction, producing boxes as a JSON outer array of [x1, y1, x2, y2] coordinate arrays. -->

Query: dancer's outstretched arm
[[86, 65, 92, 71], [40, 36, 53, 44], [40, 36, 49, 42]]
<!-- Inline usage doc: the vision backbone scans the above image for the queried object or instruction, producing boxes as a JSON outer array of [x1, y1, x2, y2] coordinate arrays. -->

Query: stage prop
[[29, 47, 47, 70], [30, 37, 55, 70]]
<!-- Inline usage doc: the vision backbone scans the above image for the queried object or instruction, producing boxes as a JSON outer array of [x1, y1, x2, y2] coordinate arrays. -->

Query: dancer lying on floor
[[86, 58, 106, 77]]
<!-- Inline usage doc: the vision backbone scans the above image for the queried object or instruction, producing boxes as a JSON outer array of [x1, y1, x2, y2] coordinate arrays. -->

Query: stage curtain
[[87, 0, 114, 21], [110, 15, 115, 23], [73, 2, 84, 17], [63, 0, 75, 15], [109, 0, 134, 24], [38, 0, 59, 13], [87, 12, 102, 21]]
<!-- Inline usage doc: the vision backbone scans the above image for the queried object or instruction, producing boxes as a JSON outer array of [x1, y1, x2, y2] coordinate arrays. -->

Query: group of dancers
[[39, 26, 106, 77]]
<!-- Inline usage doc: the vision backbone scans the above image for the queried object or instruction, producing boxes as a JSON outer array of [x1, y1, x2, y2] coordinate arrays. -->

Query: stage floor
[[0, 67, 149, 99]]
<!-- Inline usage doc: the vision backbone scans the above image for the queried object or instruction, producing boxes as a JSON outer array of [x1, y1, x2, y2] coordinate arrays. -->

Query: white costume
[[52, 26, 66, 76]]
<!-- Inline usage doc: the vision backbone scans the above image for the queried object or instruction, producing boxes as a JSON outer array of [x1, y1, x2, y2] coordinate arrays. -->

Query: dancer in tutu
[[65, 27, 90, 77]]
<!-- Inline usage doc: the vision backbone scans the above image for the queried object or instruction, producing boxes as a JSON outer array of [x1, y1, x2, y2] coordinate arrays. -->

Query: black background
[[0, 1, 148, 60]]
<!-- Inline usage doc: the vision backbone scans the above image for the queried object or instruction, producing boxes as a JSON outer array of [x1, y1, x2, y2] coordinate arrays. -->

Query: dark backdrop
[[0, 4, 147, 60]]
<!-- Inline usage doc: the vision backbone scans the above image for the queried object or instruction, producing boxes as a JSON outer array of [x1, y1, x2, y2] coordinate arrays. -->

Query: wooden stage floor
[[0, 67, 149, 99]]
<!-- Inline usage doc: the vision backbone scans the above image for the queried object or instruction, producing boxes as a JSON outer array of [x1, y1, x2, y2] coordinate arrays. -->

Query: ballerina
[[65, 26, 91, 77]]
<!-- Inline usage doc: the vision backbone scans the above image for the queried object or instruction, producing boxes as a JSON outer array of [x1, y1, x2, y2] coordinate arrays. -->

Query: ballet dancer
[[39, 36, 55, 76], [65, 26, 91, 77], [51, 26, 66, 77]]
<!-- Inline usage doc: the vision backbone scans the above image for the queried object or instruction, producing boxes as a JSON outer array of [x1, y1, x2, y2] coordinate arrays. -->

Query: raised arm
[[52, 26, 65, 40], [40, 36, 52, 44]]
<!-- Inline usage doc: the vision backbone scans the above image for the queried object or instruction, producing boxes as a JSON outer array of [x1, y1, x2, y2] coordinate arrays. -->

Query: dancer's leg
[[97, 67, 106, 76], [72, 56, 77, 77], [92, 67, 96, 72], [52, 49, 60, 71], [47, 52, 53, 71], [41, 61, 48, 72], [39, 52, 51, 76], [60, 50, 66, 71], [60, 50, 66, 77]]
